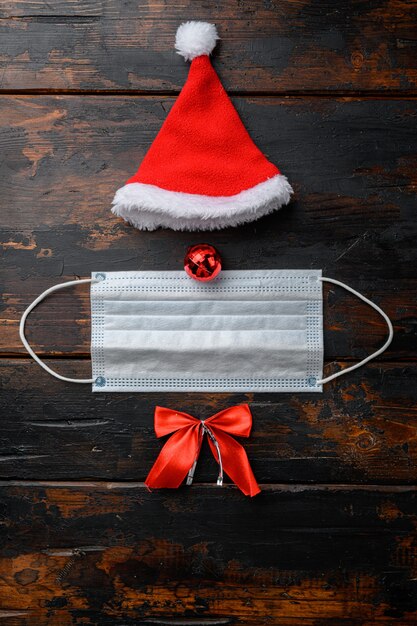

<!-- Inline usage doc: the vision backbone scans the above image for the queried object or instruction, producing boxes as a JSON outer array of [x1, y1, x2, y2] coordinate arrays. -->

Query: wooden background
[[1, 1, 417, 624]]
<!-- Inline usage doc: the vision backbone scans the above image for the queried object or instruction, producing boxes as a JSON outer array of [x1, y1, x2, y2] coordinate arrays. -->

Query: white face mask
[[20, 270, 392, 393]]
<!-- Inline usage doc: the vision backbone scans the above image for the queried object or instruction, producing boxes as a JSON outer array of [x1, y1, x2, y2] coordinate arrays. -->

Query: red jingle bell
[[184, 244, 222, 282]]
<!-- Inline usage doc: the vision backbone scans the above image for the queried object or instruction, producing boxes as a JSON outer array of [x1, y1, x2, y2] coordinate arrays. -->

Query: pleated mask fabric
[[20, 270, 393, 392], [90, 270, 323, 392]]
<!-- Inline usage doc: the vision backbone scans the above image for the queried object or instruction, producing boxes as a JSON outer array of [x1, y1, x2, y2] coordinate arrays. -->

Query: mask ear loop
[[317, 277, 394, 386], [19, 277, 98, 383]]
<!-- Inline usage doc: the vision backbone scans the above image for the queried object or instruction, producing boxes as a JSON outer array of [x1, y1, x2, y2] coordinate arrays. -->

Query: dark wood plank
[[1, 360, 416, 484], [1, 96, 416, 357], [1, 482, 417, 624], [1, 3, 415, 625], [0, 1, 416, 93]]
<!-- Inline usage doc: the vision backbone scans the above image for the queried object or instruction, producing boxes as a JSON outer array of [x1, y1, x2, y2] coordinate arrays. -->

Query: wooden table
[[1, 2, 417, 624]]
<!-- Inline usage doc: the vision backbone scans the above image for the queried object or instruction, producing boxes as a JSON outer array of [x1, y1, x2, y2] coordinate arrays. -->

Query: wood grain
[[0, 1, 416, 93], [1, 2, 416, 623], [1, 482, 417, 624], [0, 360, 416, 485], [1, 96, 416, 356]]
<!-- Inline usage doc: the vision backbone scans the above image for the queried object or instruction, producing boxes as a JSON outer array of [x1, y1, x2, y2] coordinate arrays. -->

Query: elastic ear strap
[[317, 277, 394, 385], [19, 278, 97, 383]]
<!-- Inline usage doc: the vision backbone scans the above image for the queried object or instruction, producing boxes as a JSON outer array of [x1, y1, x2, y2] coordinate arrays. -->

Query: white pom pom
[[175, 21, 219, 62]]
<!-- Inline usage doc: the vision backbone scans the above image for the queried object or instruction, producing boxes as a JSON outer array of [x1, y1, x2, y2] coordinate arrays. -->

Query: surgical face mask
[[20, 270, 393, 393]]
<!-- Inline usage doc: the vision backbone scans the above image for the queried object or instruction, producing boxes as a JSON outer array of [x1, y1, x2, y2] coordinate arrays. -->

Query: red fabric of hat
[[112, 21, 293, 231]]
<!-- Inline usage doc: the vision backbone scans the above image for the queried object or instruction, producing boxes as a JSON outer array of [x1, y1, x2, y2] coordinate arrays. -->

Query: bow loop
[[154, 406, 199, 437], [205, 404, 252, 437]]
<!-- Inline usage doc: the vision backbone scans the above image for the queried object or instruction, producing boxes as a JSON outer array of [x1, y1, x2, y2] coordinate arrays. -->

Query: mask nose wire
[[317, 276, 394, 386], [186, 421, 224, 487], [19, 277, 100, 384]]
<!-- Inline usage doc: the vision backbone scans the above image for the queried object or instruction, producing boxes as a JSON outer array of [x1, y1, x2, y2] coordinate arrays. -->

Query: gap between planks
[[0, 480, 416, 492], [1, 89, 417, 99]]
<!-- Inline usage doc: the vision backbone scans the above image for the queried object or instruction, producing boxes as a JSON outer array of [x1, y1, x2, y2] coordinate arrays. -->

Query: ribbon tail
[[208, 427, 261, 497], [145, 425, 200, 489]]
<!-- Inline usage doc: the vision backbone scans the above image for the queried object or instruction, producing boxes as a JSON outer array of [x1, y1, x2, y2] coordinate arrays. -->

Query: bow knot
[[145, 405, 260, 497]]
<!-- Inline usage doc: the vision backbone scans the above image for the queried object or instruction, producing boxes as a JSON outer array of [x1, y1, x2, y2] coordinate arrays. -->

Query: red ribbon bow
[[145, 405, 261, 497]]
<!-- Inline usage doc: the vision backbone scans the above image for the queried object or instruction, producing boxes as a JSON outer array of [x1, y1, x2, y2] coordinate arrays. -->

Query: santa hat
[[112, 21, 293, 231]]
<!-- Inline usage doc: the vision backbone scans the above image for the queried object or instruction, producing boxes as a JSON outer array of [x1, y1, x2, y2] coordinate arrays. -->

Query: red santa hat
[[112, 21, 293, 231]]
